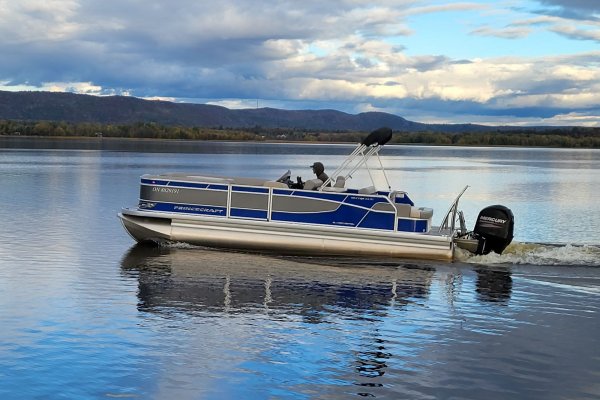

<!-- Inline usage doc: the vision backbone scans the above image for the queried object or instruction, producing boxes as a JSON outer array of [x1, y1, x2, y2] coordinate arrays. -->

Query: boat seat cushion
[[396, 204, 411, 217], [303, 179, 324, 190], [333, 176, 346, 188], [410, 207, 434, 219], [358, 185, 376, 194], [322, 186, 346, 193]]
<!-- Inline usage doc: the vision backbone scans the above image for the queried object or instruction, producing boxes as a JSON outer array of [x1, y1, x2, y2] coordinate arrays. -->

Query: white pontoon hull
[[119, 208, 455, 261]]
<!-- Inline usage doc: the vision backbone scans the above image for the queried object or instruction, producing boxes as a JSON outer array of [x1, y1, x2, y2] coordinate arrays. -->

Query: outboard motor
[[472, 205, 514, 255]]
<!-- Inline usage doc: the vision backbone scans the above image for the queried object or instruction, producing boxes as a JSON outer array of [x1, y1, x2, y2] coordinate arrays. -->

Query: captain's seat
[[333, 176, 346, 188], [303, 179, 324, 190], [322, 176, 347, 192]]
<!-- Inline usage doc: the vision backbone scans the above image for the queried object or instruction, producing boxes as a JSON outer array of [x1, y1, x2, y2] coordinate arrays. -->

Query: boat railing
[[438, 185, 469, 234], [222, 180, 407, 231], [388, 190, 404, 231], [320, 127, 393, 192]]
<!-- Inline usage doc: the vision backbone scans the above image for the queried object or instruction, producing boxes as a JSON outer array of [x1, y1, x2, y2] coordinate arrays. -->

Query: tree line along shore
[[1, 120, 599, 148]]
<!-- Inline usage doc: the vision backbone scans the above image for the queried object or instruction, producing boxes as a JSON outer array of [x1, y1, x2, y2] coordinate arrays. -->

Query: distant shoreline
[[0, 130, 600, 149], [2, 132, 600, 150]]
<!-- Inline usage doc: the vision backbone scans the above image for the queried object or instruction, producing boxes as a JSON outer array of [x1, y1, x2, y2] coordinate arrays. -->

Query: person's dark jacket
[[311, 162, 330, 186]]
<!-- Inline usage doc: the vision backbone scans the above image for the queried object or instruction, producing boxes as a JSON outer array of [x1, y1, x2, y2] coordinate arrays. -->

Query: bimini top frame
[[320, 127, 393, 191]]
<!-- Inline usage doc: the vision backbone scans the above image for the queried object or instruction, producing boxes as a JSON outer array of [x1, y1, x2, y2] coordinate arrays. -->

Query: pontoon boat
[[118, 128, 514, 261]]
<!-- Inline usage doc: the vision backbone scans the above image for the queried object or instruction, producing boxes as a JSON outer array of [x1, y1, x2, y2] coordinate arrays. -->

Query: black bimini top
[[361, 127, 393, 147]]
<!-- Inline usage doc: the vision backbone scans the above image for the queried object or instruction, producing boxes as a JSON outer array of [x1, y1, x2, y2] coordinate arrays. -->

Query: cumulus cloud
[[0, 0, 599, 126]]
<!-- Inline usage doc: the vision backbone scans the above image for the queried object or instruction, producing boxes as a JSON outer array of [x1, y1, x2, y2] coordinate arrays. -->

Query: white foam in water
[[160, 240, 600, 267], [161, 241, 205, 250], [161, 240, 600, 267], [459, 242, 600, 266]]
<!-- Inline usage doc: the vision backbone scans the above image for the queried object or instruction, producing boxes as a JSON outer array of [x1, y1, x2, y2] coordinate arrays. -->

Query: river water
[[0, 138, 599, 399]]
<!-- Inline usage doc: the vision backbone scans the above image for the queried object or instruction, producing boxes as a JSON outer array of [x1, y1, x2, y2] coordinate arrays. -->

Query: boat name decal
[[350, 196, 370, 201], [174, 205, 224, 214], [479, 216, 506, 224], [153, 187, 181, 194]]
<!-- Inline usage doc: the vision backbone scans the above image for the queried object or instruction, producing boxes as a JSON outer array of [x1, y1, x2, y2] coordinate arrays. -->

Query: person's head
[[311, 162, 324, 175]]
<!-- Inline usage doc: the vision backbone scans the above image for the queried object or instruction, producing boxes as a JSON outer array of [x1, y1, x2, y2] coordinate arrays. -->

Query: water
[[1, 139, 599, 399]]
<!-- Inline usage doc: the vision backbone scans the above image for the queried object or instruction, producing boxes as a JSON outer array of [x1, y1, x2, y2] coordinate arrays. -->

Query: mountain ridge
[[0, 90, 502, 132]]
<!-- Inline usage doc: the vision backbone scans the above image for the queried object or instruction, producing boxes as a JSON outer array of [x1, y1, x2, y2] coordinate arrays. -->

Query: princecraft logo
[[479, 216, 507, 224], [174, 205, 223, 214]]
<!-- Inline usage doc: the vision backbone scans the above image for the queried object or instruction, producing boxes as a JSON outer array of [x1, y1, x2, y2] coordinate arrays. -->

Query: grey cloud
[[522, 79, 591, 95], [538, 0, 600, 13], [0, 0, 411, 92], [450, 59, 474, 65], [354, 57, 375, 68], [365, 81, 402, 88], [563, 52, 600, 64], [405, 55, 451, 72], [532, 0, 600, 21], [550, 26, 600, 42], [368, 97, 582, 120]]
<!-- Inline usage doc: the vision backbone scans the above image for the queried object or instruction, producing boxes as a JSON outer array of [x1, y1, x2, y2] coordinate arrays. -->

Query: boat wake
[[159, 240, 600, 267], [457, 242, 600, 267]]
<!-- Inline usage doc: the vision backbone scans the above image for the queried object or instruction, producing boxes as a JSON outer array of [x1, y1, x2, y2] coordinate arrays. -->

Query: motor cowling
[[473, 205, 514, 255]]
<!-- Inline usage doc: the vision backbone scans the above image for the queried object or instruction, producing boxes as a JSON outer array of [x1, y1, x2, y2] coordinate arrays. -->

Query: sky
[[1, 0, 599, 126]]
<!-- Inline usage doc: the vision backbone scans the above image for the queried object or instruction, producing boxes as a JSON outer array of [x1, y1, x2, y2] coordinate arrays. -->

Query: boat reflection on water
[[120, 244, 435, 319], [120, 244, 516, 316], [118, 245, 524, 398], [120, 244, 443, 393]]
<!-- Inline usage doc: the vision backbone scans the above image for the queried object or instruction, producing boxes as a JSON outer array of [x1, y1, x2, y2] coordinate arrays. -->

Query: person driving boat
[[310, 162, 330, 186]]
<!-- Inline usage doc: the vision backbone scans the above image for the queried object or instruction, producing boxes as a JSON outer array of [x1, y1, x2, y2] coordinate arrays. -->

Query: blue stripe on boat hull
[[141, 201, 430, 233], [230, 208, 268, 220], [271, 204, 395, 230]]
